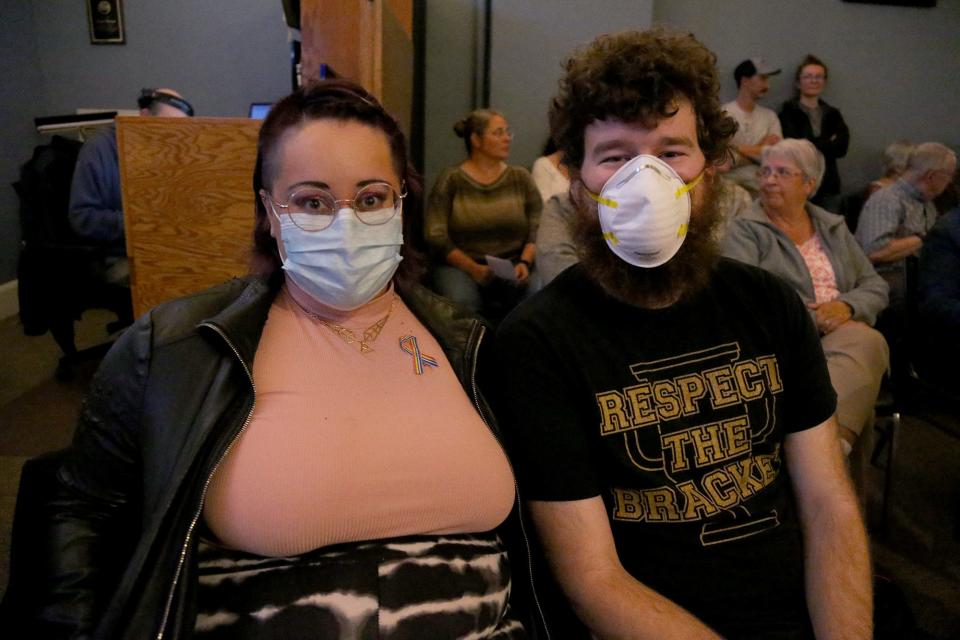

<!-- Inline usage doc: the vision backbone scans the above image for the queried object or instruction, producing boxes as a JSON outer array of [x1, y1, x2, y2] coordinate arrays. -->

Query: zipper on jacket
[[467, 322, 551, 640], [156, 323, 255, 640]]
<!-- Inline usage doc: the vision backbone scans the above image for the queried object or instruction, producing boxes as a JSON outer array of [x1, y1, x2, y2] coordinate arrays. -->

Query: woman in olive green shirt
[[426, 109, 542, 319]]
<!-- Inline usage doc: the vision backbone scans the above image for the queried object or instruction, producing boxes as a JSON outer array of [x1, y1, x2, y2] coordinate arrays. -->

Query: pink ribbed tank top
[[202, 282, 515, 557]]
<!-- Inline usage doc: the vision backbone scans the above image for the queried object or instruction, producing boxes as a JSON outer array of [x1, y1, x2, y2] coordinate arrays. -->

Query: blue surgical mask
[[277, 207, 403, 311]]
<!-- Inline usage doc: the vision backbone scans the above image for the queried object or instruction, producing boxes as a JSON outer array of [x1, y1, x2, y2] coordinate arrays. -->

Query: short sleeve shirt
[[497, 260, 835, 635], [855, 179, 938, 274]]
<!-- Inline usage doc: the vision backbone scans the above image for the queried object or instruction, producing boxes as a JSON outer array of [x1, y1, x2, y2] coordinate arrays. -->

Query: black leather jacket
[[34, 276, 549, 639]]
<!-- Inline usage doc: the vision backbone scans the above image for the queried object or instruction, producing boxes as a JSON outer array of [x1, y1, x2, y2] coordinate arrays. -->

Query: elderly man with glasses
[[856, 141, 958, 309]]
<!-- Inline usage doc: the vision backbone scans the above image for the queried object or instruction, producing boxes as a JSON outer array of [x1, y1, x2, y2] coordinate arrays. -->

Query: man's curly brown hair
[[549, 28, 737, 171]]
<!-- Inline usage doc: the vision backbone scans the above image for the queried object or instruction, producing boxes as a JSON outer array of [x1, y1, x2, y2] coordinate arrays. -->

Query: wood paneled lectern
[[117, 116, 260, 317]]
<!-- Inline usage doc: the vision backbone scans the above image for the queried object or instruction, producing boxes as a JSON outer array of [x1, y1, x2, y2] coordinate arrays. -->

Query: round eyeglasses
[[757, 167, 804, 180], [262, 182, 406, 232]]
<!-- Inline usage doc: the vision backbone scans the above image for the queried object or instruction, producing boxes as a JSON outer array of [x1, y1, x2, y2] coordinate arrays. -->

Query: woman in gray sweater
[[723, 139, 888, 464]]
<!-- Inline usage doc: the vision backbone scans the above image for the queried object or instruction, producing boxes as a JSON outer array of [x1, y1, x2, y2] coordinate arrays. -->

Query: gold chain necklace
[[310, 295, 397, 354]]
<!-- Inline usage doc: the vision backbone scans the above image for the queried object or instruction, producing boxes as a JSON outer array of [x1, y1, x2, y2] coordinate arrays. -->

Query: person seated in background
[[425, 109, 542, 321], [778, 55, 849, 210], [713, 178, 754, 240], [855, 142, 957, 309], [498, 28, 871, 639], [917, 206, 960, 384], [721, 58, 783, 196], [531, 138, 570, 204], [869, 140, 914, 196], [723, 139, 889, 472], [69, 88, 194, 267], [30, 81, 537, 639], [534, 192, 577, 285]]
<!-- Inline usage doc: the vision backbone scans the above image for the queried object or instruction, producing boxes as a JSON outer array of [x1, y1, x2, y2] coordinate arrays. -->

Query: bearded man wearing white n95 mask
[[495, 28, 872, 640]]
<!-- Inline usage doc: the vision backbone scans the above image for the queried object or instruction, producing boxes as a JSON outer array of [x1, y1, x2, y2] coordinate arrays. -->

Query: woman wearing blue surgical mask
[[32, 81, 542, 639]]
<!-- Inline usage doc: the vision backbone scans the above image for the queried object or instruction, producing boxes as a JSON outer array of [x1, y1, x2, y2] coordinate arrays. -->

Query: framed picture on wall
[[87, 0, 125, 45]]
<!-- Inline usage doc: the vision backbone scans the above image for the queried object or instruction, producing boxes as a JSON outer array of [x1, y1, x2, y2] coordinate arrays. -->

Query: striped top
[[425, 165, 542, 261]]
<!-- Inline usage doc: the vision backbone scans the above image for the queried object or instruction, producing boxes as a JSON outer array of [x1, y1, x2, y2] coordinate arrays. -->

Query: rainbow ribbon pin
[[400, 335, 439, 375]]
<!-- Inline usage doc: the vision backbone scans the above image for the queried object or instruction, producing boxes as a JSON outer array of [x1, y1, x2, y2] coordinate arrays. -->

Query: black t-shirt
[[497, 260, 836, 637]]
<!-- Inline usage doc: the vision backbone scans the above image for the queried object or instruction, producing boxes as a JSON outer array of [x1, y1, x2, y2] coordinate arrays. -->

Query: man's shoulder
[[754, 104, 779, 121], [85, 123, 117, 148], [722, 101, 746, 122], [712, 257, 803, 307], [77, 124, 118, 159], [500, 266, 591, 329], [862, 181, 909, 213], [715, 256, 778, 284], [544, 193, 575, 219]]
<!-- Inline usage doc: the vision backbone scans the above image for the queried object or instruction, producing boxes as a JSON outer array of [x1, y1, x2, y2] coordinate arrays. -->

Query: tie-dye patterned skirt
[[193, 532, 526, 639]]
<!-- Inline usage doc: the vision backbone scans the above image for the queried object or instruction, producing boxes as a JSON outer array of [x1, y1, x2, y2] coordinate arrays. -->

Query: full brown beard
[[572, 172, 722, 309]]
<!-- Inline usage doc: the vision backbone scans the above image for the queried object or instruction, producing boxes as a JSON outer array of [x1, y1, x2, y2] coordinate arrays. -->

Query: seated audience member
[[869, 140, 914, 196], [917, 206, 960, 382], [855, 142, 957, 308], [425, 109, 542, 320], [531, 140, 571, 204], [778, 55, 849, 210], [30, 81, 535, 639], [713, 178, 753, 241], [722, 57, 783, 196], [535, 192, 577, 285], [497, 28, 871, 639], [69, 88, 193, 268], [723, 139, 889, 463]]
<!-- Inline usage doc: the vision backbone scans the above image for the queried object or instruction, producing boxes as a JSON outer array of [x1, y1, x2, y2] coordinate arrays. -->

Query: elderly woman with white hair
[[723, 138, 889, 467]]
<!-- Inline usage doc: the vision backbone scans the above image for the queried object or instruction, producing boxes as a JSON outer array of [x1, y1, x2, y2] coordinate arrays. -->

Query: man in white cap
[[722, 58, 783, 195]]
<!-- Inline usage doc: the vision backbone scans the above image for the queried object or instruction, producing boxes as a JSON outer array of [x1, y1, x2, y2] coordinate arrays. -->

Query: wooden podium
[[117, 116, 260, 317]]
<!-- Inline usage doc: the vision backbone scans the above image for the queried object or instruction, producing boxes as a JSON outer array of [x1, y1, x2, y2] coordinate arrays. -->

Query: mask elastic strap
[[586, 170, 704, 207], [585, 188, 618, 209], [674, 171, 704, 199]]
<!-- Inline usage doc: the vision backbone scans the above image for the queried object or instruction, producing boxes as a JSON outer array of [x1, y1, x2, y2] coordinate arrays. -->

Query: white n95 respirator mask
[[587, 154, 703, 268]]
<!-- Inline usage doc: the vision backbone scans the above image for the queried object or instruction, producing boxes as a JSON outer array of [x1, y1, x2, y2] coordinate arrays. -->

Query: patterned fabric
[[798, 234, 840, 303], [193, 532, 526, 639]]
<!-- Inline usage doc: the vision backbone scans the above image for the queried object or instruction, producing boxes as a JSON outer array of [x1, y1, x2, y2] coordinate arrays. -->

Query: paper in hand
[[485, 255, 517, 281]]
